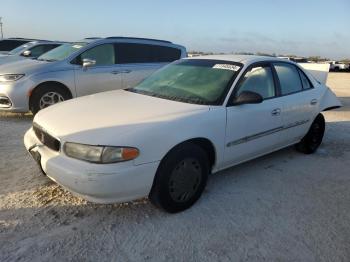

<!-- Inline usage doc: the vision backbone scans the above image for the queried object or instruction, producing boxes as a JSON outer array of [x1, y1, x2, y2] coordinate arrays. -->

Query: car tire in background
[[30, 84, 72, 115], [149, 143, 209, 213], [295, 113, 325, 154]]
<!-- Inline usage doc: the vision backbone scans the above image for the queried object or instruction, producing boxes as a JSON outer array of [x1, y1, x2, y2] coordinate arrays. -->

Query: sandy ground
[[0, 73, 349, 261]]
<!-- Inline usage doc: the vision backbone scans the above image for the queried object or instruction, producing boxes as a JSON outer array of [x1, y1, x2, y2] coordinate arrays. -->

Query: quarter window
[[298, 69, 313, 90], [151, 45, 181, 62], [274, 63, 303, 95], [236, 66, 275, 99], [78, 44, 115, 66]]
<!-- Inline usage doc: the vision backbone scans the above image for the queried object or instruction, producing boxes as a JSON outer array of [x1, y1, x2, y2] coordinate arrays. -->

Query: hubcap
[[39, 92, 65, 109], [169, 158, 202, 203]]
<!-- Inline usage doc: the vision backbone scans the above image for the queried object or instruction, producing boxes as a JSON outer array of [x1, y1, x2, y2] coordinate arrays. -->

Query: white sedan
[[24, 55, 341, 213]]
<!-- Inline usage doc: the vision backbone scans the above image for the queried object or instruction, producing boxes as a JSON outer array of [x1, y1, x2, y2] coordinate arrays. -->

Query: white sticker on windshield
[[72, 45, 83, 49], [213, 64, 240, 71]]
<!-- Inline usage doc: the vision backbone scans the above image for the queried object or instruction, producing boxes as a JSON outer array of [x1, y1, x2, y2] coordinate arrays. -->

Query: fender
[[319, 87, 342, 111]]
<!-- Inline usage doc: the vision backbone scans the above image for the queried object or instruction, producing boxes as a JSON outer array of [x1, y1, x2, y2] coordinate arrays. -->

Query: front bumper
[[0, 80, 34, 112], [24, 128, 160, 203]]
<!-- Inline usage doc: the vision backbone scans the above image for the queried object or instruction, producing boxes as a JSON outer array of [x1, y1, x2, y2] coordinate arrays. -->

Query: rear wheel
[[295, 113, 325, 154], [149, 143, 209, 213], [30, 84, 71, 115]]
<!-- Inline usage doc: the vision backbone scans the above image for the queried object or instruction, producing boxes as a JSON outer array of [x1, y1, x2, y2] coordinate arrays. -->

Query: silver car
[[0, 37, 186, 114], [0, 41, 64, 65]]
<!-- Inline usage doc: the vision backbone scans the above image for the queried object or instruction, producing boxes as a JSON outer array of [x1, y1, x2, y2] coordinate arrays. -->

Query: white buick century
[[24, 55, 341, 213]]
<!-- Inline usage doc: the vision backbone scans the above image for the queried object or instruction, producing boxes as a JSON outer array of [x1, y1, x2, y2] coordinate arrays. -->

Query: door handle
[[271, 108, 281, 116], [310, 99, 318, 105], [111, 71, 121, 75], [119, 69, 131, 74]]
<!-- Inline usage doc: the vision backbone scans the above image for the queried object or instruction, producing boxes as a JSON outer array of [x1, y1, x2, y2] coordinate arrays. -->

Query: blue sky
[[1, 0, 349, 59]]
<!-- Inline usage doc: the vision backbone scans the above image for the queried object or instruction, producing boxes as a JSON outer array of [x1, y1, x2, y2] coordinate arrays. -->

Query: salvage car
[[0, 37, 186, 114], [24, 55, 341, 213]]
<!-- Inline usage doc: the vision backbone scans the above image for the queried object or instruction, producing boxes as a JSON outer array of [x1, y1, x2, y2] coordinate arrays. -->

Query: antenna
[[0, 17, 3, 39]]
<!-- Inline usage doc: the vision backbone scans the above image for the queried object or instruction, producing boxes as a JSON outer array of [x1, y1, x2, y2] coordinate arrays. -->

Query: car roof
[[187, 54, 293, 65], [2, 37, 49, 42], [81, 36, 183, 47], [27, 40, 66, 45]]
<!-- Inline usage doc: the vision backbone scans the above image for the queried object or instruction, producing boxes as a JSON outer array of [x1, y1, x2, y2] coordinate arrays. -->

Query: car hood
[[0, 55, 25, 65], [0, 58, 52, 74], [34, 90, 209, 142]]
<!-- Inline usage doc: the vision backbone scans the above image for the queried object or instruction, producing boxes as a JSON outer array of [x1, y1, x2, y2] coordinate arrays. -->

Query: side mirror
[[82, 58, 96, 69], [232, 91, 263, 105], [22, 50, 32, 57]]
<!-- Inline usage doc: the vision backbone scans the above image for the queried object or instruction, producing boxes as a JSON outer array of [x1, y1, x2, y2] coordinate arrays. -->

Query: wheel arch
[[29, 81, 73, 106], [161, 137, 217, 171]]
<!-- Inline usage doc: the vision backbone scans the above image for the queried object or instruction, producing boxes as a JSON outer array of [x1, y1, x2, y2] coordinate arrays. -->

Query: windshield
[[8, 42, 35, 55], [37, 42, 87, 62], [128, 59, 242, 105]]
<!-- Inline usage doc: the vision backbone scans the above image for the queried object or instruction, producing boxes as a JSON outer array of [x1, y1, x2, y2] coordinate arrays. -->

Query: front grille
[[0, 96, 12, 107], [33, 124, 60, 151]]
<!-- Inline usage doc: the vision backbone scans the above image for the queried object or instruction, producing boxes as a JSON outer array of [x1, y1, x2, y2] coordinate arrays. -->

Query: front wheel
[[149, 143, 209, 213], [295, 113, 325, 154], [30, 85, 71, 115]]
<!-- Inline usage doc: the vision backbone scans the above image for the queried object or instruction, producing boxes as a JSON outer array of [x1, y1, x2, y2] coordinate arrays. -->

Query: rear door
[[224, 63, 285, 166], [272, 62, 319, 144], [115, 43, 181, 89], [73, 43, 122, 97]]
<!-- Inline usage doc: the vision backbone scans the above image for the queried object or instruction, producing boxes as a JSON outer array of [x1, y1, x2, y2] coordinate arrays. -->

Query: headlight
[[64, 142, 139, 163], [0, 74, 25, 82]]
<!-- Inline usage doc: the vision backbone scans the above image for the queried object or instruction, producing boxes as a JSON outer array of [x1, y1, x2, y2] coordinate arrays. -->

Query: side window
[[236, 66, 275, 99], [298, 69, 313, 90], [116, 43, 152, 64], [0, 40, 27, 51], [77, 44, 115, 66], [274, 63, 303, 95], [151, 45, 181, 62]]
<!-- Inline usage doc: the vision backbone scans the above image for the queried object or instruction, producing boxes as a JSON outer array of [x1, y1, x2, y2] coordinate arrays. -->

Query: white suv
[[0, 37, 186, 114]]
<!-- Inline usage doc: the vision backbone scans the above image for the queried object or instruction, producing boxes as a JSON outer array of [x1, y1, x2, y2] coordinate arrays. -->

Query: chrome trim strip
[[226, 119, 310, 147]]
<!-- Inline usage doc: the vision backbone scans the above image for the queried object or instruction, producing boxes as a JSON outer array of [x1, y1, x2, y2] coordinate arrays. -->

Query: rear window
[[116, 43, 181, 64], [0, 40, 29, 51]]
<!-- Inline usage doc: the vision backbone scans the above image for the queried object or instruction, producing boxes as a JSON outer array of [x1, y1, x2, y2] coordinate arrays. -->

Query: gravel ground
[[0, 73, 350, 262]]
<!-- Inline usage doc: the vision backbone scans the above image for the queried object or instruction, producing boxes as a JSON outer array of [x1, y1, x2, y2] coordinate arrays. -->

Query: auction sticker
[[213, 64, 240, 71]]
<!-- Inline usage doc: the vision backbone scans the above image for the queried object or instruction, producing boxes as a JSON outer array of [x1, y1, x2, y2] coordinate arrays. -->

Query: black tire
[[149, 143, 209, 213], [30, 84, 71, 115], [295, 113, 325, 154]]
